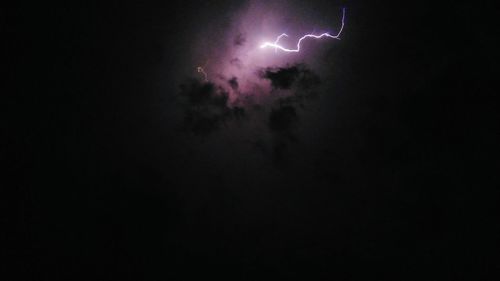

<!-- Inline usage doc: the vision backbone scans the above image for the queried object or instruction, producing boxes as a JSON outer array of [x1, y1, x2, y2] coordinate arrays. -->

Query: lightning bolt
[[260, 7, 346, 53], [274, 33, 288, 53]]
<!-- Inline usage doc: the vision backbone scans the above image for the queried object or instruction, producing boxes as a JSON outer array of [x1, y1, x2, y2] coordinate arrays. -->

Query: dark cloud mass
[[178, 79, 245, 135], [260, 64, 321, 91], [268, 105, 298, 134], [259, 63, 322, 162], [228, 76, 239, 91], [233, 32, 246, 46], [268, 105, 299, 164], [260, 65, 301, 90], [178, 63, 320, 161]]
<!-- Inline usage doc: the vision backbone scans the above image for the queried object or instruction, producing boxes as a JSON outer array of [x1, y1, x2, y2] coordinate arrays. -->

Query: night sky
[[3, 0, 499, 280]]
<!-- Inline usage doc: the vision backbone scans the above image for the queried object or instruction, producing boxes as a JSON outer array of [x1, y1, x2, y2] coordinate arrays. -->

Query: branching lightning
[[260, 7, 346, 53], [274, 33, 288, 53]]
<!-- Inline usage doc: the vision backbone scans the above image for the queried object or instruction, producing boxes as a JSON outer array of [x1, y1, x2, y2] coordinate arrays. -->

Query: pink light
[[274, 33, 288, 53], [260, 7, 346, 53]]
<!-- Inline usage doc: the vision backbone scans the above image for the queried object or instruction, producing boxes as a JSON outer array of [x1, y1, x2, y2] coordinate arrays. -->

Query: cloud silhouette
[[268, 105, 298, 136], [178, 63, 320, 164], [233, 32, 246, 46], [259, 64, 321, 91], [228, 77, 239, 91], [178, 79, 245, 135]]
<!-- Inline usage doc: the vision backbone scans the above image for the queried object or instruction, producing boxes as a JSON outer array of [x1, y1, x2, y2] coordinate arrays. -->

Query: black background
[[3, 1, 499, 280]]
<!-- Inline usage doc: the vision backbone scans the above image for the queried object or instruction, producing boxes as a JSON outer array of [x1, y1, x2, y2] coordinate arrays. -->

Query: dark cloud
[[228, 77, 239, 91], [230, 58, 243, 69], [295, 67, 321, 92], [259, 64, 321, 92], [260, 65, 300, 90], [178, 63, 320, 164], [233, 32, 246, 46], [268, 105, 298, 136], [232, 105, 245, 119], [178, 79, 245, 135], [268, 105, 299, 165], [258, 64, 321, 163]]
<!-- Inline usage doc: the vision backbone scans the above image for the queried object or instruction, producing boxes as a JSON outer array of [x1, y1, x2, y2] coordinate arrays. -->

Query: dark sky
[[3, 1, 499, 280]]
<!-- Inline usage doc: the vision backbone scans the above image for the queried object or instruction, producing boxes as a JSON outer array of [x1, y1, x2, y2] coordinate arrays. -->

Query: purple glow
[[189, 1, 347, 105], [260, 7, 346, 53]]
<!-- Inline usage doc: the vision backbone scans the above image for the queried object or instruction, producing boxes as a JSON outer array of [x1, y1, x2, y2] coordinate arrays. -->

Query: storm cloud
[[260, 64, 321, 90], [177, 62, 322, 164], [178, 79, 245, 135]]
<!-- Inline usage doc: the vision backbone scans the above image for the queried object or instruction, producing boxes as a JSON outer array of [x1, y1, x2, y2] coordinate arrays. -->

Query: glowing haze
[[190, 0, 346, 105]]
